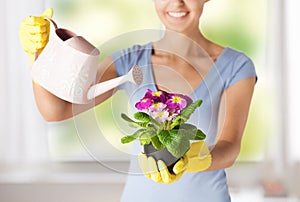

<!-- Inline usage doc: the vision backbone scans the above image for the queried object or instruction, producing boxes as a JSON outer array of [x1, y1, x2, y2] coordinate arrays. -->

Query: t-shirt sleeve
[[111, 48, 134, 77], [224, 54, 257, 89], [111, 44, 148, 77]]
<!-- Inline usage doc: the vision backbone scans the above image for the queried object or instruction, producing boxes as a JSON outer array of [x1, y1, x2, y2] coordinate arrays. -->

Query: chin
[[166, 27, 190, 35]]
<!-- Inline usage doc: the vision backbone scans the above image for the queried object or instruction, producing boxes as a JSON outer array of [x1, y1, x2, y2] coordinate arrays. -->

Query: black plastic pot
[[144, 143, 180, 174]]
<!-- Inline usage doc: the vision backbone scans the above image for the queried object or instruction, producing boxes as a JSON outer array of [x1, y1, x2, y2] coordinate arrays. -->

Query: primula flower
[[135, 89, 195, 122], [135, 98, 153, 110], [149, 102, 167, 112], [166, 95, 187, 110], [145, 89, 166, 102], [175, 94, 193, 105], [121, 88, 205, 161], [150, 110, 170, 123]]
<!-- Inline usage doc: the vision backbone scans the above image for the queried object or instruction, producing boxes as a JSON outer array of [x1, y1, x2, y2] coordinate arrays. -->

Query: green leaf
[[131, 122, 149, 128], [194, 129, 206, 140], [121, 113, 149, 128], [151, 135, 165, 150], [121, 113, 135, 123], [121, 136, 136, 144], [149, 116, 162, 129], [178, 123, 197, 131], [140, 127, 156, 142], [140, 138, 151, 145], [157, 130, 172, 145], [166, 130, 190, 158], [178, 123, 198, 139], [169, 124, 200, 140], [134, 112, 150, 123], [121, 129, 146, 144], [158, 129, 190, 158], [138, 127, 156, 146], [180, 100, 203, 123], [166, 139, 190, 158], [169, 116, 183, 129]]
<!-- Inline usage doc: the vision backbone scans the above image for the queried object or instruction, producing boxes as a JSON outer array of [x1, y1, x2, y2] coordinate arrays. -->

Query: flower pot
[[144, 143, 180, 174]]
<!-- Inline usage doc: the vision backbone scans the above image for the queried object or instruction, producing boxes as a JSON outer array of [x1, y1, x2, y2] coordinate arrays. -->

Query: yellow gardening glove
[[138, 153, 185, 184], [138, 141, 212, 184], [19, 8, 53, 64], [173, 141, 212, 173]]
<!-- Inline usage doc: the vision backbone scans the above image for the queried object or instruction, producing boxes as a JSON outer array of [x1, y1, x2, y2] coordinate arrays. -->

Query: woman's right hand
[[19, 8, 53, 64]]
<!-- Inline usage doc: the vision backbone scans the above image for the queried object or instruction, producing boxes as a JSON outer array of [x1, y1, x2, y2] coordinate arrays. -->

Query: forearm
[[206, 78, 256, 171], [206, 139, 241, 171], [31, 56, 117, 122], [33, 81, 113, 122], [32, 82, 73, 121]]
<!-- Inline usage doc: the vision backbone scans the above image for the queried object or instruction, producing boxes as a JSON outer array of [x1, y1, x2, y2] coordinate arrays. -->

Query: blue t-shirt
[[111, 42, 257, 202]]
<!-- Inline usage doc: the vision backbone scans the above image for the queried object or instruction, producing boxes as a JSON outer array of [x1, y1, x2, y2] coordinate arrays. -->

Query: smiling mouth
[[167, 12, 188, 18]]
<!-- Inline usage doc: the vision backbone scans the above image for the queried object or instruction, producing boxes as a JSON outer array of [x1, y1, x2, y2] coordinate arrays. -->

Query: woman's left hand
[[138, 153, 185, 184], [138, 141, 212, 184]]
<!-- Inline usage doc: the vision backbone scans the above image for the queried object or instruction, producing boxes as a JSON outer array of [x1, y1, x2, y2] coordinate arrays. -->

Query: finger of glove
[[20, 22, 48, 34], [19, 24, 50, 54], [138, 153, 151, 179], [23, 16, 49, 27], [41, 8, 53, 18], [20, 37, 48, 54], [157, 160, 176, 184], [19, 29, 49, 43], [173, 169, 185, 182], [173, 156, 188, 174], [148, 157, 162, 183]]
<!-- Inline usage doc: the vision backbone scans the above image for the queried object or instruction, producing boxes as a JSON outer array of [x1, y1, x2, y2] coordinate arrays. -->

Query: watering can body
[[31, 26, 100, 104]]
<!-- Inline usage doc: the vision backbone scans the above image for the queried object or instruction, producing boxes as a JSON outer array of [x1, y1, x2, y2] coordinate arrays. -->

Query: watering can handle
[[45, 17, 58, 30]]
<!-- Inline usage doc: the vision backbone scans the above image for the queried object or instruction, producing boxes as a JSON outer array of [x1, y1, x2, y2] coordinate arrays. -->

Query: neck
[[154, 29, 209, 58], [153, 29, 215, 77]]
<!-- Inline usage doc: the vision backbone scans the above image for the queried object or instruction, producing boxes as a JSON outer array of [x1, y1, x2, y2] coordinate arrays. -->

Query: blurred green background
[[48, 0, 270, 162]]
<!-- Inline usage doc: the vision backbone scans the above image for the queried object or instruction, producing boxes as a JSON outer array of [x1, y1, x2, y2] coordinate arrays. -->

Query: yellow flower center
[[142, 98, 148, 103], [152, 103, 162, 108], [172, 96, 181, 103], [152, 91, 162, 97]]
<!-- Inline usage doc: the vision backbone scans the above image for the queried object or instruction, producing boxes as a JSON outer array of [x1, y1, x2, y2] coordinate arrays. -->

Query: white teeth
[[168, 12, 187, 18]]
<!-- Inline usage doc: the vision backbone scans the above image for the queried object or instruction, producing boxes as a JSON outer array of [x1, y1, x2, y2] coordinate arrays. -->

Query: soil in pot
[[144, 143, 180, 174]]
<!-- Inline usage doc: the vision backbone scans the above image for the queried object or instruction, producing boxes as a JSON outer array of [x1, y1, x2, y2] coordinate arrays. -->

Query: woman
[[19, 0, 257, 201]]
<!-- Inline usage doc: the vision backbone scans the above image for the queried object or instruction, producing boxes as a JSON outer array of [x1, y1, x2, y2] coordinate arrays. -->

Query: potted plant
[[120, 89, 206, 173]]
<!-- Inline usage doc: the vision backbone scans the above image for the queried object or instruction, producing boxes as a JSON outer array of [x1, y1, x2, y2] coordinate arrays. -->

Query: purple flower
[[175, 94, 193, 105], [134, 89, 194, 123], [166, 95, 187, 110], [144, 89, 166, 102], [135, 98, 153, 110]]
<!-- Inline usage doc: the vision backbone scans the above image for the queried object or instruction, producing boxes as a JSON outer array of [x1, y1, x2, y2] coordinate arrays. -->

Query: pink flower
[[166, 95, 187, 110], [144, 89, 166, 102], [134, 89, 194, 123], [149, 102, 167, 112], [175, 94, 193, 105], [135, 98, 153, 110]]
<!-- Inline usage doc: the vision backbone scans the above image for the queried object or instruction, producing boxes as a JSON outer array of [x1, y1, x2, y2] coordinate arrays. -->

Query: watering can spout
[[87, 65, 143, 100]]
